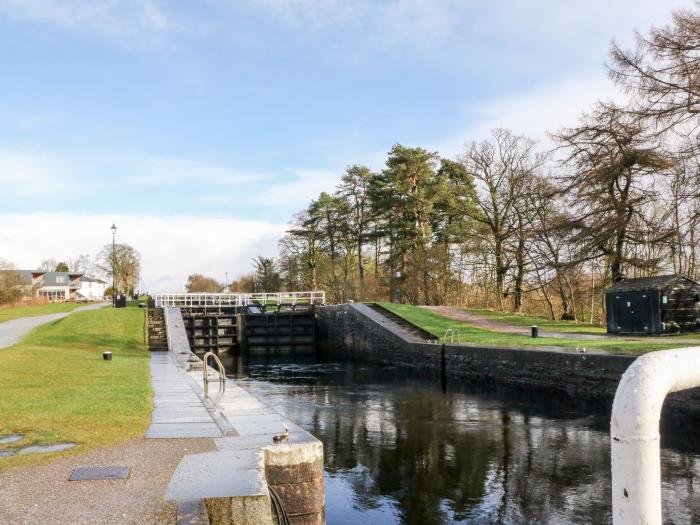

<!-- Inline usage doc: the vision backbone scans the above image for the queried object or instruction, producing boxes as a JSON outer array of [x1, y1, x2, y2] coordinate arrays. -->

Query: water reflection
[[219, 354, 700, 524]]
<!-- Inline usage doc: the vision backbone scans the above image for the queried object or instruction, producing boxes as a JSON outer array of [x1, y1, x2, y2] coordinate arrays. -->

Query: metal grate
[[69, 466, 130, 481]]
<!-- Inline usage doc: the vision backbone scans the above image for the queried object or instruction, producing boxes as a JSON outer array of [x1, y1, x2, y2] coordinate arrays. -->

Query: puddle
[[17, 443, 76, 455], [0, 434, 23, 445], [0, 449, 18, 458]]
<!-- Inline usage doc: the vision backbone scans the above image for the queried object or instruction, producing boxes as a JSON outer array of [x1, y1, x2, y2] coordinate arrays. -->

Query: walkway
[[423, 306, 700, 343], [0, 303, 109, 349], [422, 306, 607, 340], [146, 352, 223, 439]]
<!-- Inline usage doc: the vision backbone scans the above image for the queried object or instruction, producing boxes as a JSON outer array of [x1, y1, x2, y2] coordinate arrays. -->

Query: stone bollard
[[264, 440, 325, 525]]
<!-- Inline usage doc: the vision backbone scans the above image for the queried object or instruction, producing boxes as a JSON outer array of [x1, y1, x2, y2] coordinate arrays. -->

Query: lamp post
[[111, 223, 117, 308]]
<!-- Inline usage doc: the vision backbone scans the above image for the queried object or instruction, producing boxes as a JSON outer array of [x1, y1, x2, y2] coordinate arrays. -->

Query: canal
[[221, 354, 700, 524]]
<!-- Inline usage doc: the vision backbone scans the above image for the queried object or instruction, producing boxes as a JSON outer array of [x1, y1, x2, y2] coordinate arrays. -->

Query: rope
[[269, 486, 291, 525]]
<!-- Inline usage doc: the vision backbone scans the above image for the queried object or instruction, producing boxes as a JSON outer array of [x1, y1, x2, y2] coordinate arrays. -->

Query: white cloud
[[258, 169, 341, 207], [128, 157, 266, 186], [0, 213, 287, 292], [240, 0, 693, 55], [0, 150, 70, 197], [432, 74, 624, 158], [0, 0, 178, 43]]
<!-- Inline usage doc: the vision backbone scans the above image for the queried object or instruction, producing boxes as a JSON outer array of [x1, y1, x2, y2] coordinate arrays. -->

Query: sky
[[0, 0, 693, 292]]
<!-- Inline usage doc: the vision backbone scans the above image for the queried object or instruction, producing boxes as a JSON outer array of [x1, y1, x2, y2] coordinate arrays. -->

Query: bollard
[[531, 325, 538, 338], [103, 351, 112, 361]]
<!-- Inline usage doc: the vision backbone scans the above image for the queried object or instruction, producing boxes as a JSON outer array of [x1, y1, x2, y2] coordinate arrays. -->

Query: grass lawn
[[0, 305, 151, 468], [378, 302, 689, 355], [126, 294, 151, 308], [0, 302, 85, 324], [467, 308, 606, 334]]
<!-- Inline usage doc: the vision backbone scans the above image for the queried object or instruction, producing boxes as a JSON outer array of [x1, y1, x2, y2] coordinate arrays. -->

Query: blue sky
[[0, 0, 692, 291]]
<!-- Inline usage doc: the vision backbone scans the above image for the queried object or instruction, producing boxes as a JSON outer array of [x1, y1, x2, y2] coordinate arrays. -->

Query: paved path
[[423, 306, 608, 340], [423, 306, 700, 344], [146, 352, 223, 439], [0, 303, 108, 349]]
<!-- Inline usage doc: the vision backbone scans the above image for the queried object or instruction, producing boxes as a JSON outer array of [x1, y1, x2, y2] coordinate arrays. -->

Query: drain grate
[[69, 466, 130, 481]]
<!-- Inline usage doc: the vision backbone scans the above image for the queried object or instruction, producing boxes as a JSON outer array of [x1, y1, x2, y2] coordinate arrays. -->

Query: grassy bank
[[467, 308, 606, 334], [0, 306, 151, 468], [0, 302, 85, 324], [378, 303, 687, 354], [126, 294, 151, 308]]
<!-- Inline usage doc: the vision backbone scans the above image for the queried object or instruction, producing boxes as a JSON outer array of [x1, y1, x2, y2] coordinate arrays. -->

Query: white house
[[77, 276, 108, 301]]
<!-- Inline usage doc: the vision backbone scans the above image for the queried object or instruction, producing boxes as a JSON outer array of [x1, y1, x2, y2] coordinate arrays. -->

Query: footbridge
[[150, 291, 326, 356], [154, 291, 325, 309]]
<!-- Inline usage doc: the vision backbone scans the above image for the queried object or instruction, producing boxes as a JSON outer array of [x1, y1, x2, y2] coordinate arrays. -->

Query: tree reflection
[[238, 358, 700, 524]]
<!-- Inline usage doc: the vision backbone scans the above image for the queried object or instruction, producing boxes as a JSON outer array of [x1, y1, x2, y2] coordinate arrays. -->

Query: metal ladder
[[202, 351, 226, 399], [444, 328, 460, 344]]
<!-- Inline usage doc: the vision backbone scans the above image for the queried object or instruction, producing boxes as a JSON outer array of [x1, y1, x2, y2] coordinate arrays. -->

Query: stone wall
[[317, 303, 700, 417]]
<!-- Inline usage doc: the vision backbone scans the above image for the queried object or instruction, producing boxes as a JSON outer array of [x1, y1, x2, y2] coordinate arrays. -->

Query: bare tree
[[554, 103, 673, 283], [609, 7, 700, 139], [38, 259, 58, 271], [460, 129, 545, 310], [96, 243, 141, 295], [185, 274, 223, 293]]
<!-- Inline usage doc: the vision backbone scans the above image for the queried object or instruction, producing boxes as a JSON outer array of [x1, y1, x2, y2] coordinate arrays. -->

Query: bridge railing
[[154, 291, 326, 308]]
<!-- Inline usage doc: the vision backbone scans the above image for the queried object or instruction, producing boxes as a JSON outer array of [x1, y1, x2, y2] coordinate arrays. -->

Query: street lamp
[[111, 223, 117, 308]]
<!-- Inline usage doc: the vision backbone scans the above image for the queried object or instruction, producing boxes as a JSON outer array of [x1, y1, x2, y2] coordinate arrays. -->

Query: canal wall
[[161, 307, 325, 525], [317, 303, 700, 416]]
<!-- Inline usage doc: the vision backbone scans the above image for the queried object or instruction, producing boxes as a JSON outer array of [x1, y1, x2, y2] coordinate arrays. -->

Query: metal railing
[[154, 291, 326, 308], [611, 346, 700, 524], [202, 351, 226, 399], [443, 328, 460, 344]]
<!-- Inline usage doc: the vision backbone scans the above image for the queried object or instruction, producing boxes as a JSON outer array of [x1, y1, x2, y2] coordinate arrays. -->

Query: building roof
[[607, 275, 700, 292], [0, 270, 83, 287], [41, 272, 83, 286], [81, 276, 107, 284]]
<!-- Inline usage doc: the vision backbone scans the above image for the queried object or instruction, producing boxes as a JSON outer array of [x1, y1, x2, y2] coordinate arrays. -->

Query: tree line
[[232, 7, 700, 322]]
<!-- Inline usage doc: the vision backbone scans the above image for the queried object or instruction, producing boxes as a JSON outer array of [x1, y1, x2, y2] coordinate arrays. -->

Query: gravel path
[[0, 303, 108, 349], [0, 437, 215, 525], [423, 306, 700, 344], [423, 306, 608, 340]]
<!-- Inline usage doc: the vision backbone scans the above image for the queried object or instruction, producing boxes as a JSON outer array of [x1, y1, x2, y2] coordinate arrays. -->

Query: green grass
[[0, 305, 151, 468], [377, 302, 690, 355], [0, 302, 85, 324], [467, 308, 606, 334], [126, 294, 151, 308]]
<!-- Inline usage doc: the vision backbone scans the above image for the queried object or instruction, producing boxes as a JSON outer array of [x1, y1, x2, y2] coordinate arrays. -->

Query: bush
[[0, 272, 23, 305]]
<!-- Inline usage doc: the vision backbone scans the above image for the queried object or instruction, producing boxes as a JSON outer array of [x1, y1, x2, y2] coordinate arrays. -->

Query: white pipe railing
[[153, 291, 326, 308], [611, 347, 700, 524]]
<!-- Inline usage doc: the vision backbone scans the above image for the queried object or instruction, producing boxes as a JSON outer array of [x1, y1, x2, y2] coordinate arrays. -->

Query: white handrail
[[154, 291, 326, 308], [610, 347, 700, 524]]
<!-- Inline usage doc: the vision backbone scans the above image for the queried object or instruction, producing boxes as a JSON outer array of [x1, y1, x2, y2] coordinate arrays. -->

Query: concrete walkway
[[0, 303, 109, 350], [146, 352, 223, 439]]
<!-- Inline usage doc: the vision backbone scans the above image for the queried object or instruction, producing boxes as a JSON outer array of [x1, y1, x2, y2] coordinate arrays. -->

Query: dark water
[[221, 354, 700, 524]]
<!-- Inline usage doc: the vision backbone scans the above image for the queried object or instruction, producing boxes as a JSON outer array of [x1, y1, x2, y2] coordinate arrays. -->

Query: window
[[56, 276, 67, 284], [40, 290, 66, 302]]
